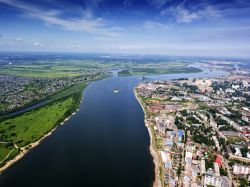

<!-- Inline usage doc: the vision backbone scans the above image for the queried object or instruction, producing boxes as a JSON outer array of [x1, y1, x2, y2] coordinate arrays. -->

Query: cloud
[[143, 20, 169, 30], [15, 38, 23, 41], [0, 0, 122, 37], [0, 34, 2, 38], [161, 4, 220, 23], [33, 42, 44, 47]]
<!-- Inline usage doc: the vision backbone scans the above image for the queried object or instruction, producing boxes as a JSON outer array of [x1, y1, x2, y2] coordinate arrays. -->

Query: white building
[[233, 164, 250, 175], [232, 84, 240, 90], [204, 175, 229, 187], [200, 159, 206, 174], [242, 115, 249, 122], [185, 151, 192, 165], [214, 162, 220, 177], [212, 136, 220, 151], [204, 175, 222, 187]]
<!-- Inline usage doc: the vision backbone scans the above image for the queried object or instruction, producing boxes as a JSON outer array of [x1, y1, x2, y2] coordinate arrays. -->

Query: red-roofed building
[[215, 154, 222, 167]]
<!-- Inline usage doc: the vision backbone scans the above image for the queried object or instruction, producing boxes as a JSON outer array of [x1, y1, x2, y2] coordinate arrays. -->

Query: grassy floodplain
[[118, 67, 201, 76], [0, 59, 112, 78], [117, 62, 202, 76], [0, 82, 86, 168], [0, 65, 82, 78]]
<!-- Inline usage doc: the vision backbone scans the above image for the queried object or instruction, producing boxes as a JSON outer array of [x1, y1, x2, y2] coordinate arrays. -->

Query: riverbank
[[0, 75, 109, 173], [0, 104, 80, 174], [134, 89, 162, 187], [0, 84, 87, 173]]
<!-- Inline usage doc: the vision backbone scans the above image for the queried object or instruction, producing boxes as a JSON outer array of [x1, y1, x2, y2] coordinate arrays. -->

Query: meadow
[[0, 59, 114, 78], [0, 65, 82, 78], [118, 62, 201, 76], [0, 82, 86, 167]]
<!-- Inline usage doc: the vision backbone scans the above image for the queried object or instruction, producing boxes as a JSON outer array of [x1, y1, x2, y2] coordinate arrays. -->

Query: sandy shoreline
[[134, 89, 161, 187], [0, 108, 79, 174]]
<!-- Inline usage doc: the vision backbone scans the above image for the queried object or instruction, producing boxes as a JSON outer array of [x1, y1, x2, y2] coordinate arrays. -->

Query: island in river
[[117, 62, 202, 76]]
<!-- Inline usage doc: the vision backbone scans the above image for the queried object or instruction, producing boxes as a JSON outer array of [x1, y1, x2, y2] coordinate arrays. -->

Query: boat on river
[[113, 89, 119, 93]]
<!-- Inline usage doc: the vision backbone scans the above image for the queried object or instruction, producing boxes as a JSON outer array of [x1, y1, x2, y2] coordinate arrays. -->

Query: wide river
[[0, 69, 228, 187]]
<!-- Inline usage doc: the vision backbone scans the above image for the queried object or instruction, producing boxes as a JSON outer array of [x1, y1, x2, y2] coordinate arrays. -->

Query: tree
[[241, 147, 248, 157], [220, 167, 228, 176]]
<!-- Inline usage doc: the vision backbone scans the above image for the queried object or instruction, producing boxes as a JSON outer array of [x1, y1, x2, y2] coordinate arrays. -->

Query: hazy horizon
[[0, 0, 250, 57]]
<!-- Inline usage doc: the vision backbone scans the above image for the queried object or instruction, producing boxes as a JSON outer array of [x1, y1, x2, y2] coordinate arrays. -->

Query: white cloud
[[161, 5, 220, 23], [0, 0, 123, 37], [175, 8, 200, 23], [33, 42, 44, 47], [15, 38, 23, 41], [143, 20, 169, 30]]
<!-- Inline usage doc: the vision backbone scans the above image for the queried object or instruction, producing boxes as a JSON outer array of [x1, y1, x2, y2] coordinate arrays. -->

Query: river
[[0, 68, 229, 187]]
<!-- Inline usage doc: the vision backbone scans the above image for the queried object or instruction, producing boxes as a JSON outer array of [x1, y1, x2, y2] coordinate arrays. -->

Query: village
[[135, 75, 250, 187], [0, 70, 104, 114]]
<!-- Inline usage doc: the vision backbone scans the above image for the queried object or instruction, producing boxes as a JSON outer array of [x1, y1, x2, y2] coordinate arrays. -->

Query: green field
[[0, 65, 82, 78], [0, 82, 86, 166], [0, 97, 73, 146], [0, 59, 114, 78], [0, 144, 13, 162], [0, 144, 19, 167], [48, 82, 87, 101], [0, 97, 74, 166], [117, 61, 202, 76], [118, 67, 201, 76]]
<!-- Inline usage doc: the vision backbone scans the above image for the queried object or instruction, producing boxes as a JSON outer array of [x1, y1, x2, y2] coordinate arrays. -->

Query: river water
[[0, 69, 229, 187]]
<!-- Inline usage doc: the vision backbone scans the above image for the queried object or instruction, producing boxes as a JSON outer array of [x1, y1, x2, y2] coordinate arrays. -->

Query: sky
[[0, 0, 250, 57]]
